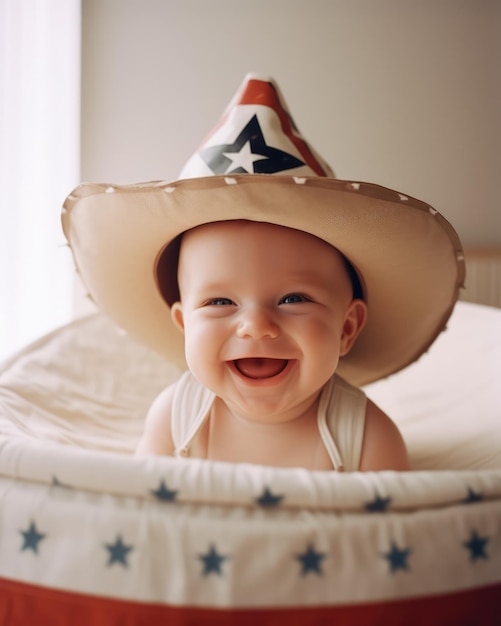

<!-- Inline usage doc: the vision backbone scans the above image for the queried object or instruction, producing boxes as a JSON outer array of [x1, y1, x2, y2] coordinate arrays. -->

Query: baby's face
[[171, 221, 367, 424]]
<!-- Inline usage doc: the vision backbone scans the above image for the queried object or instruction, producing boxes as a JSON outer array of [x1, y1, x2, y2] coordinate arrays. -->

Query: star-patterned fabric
[[1, 434, 500, 624]]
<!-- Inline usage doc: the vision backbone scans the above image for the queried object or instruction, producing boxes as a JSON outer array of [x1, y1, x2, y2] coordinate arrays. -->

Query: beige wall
[[81, 0, 500, 247]]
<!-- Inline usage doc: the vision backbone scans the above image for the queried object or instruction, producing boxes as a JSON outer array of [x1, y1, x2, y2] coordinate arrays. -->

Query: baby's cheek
[[184, 329, 216, 373]]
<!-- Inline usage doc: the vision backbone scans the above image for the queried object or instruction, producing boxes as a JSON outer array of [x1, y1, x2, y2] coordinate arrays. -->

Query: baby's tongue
[[235, 358, 288, 380]]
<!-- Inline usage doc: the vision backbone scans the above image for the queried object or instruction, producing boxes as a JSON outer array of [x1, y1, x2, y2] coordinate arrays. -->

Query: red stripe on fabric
[[238, 78, 330, 176], [0, 577, 499, 625]]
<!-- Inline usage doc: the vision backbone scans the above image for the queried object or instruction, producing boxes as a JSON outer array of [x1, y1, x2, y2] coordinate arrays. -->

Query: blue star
[[296, 543, 327, 576], [463, 487, 483, 504], [105, 535, 134, 567], [199, 544, 228, 576], [20, 521, 46, 554], [199, 115, 304, 175], [256, 486, 284, 508], [52, 475, 72, 489], [382, 542, 411, 573], [365, 493, 392, 512], [151, 479, 178, 502], [463, 530, 489, 562]]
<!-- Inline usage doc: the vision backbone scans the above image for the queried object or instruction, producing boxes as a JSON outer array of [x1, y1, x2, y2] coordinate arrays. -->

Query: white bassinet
[[0, 301, 500, 625]]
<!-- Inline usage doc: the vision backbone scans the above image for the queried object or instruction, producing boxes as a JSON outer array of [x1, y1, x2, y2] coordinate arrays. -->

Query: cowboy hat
[[62, 73, 465, 385]]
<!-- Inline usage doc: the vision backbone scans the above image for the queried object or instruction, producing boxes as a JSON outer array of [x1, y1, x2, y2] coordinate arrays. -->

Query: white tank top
[[170, 372, 367, 471]]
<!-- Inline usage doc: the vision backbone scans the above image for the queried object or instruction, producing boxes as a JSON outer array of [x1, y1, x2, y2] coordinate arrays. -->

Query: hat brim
[[62, 175, 464, 386]]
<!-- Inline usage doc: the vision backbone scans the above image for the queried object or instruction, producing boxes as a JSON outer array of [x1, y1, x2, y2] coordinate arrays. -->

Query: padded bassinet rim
[[1, 445, 500, 611], [1, 433, 501, 512]]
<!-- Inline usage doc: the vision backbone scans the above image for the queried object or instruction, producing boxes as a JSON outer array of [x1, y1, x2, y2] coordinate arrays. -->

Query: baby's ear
[[340, 299, 368, 356], [170, 302, 185, 334]]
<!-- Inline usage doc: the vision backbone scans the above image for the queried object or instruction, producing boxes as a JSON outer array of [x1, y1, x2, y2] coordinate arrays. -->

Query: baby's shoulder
[[135, 382, 178, 456], [358, 399, 410, 471]]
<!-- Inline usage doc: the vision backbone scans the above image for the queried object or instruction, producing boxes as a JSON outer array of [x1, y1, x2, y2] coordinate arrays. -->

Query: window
[[0, 0, 81, 360]]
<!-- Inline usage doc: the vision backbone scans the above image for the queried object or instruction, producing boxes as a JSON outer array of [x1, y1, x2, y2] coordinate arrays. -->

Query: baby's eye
[[280, 294, 310, 304], [208, 297, 234, 306]]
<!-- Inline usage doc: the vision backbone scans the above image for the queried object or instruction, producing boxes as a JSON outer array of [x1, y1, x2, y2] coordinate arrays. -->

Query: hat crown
[[179, 73, 334, 179]]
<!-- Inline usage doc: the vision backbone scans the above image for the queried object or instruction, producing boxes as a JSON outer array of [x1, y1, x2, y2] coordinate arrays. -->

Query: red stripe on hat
[[236, 77, 330, 177]]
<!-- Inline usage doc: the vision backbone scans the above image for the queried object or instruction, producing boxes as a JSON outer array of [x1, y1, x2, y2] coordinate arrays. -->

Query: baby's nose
[[236, 307, 280, 340]]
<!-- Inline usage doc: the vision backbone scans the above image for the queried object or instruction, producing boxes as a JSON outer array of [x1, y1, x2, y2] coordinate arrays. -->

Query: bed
[[0, 300, 500, 624]]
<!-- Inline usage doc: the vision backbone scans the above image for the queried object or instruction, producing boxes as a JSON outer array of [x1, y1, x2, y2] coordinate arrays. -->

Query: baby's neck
[[200, 395, 333, 470]]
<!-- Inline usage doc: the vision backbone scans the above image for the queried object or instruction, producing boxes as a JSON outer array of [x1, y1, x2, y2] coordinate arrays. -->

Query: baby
[[135, 219, 410, 471], [63, 73, 463, 472]]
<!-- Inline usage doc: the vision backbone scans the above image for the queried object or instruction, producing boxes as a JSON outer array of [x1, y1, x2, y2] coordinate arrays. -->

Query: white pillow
[[365, 302, 501, 470]]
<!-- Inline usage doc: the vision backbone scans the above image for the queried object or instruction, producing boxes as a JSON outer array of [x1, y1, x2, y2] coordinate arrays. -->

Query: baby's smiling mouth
[[233, 358, 289, 380]]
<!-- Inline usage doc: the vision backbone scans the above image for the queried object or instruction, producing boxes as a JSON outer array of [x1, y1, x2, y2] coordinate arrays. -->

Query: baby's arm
[[359, 400, 410, 471], [135, 384, 176, 456]]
